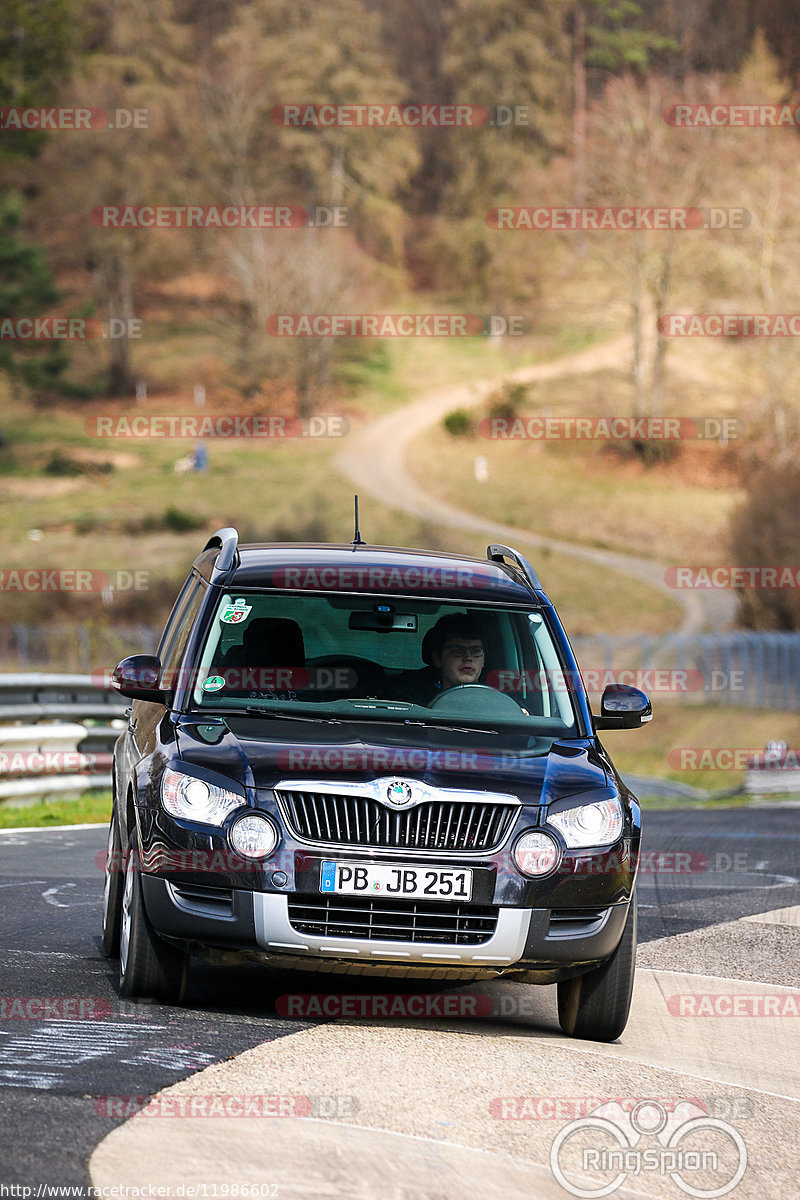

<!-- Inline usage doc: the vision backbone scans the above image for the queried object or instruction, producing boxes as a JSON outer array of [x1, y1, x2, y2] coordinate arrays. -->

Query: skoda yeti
[[102, 529, 651, 1041]]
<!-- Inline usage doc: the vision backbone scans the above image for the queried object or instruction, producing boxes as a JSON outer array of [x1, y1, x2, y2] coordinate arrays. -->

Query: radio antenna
[[352, 494, 365, 546]]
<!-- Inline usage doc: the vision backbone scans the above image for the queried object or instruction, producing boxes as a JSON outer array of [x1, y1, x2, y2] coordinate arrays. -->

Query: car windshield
[[187, 591, 579, 737], [189, 590, 582, 739]]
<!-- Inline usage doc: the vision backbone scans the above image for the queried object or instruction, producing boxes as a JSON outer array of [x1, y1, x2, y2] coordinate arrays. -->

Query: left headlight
[[161, 768, 244, 826], [548, 797, 623, 849]]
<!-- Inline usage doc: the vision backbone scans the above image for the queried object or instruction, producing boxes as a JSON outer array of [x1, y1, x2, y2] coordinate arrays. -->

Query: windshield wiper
[[192, 707, 497, 734], [188, 707, 343, 724], [347, 716, 500, 736], [246, 707, 345, 723]]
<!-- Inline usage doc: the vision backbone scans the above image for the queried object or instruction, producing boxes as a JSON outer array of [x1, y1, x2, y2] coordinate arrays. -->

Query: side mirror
[[594, 683, 652, 730], [111, 654, 168, 704]]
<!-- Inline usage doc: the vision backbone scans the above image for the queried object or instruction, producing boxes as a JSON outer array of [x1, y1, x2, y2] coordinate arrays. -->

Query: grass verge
[[0, 790, 112, 829]]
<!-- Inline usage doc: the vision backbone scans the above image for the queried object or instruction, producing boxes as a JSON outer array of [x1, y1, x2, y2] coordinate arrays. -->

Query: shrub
[[443, 409, 474, 437], [729, 459, 800, 629], [487, 381, 531, 424], [163, 505, 206, 533]]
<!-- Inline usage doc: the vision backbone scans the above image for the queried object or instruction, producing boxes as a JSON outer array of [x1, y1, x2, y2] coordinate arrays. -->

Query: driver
[[427, 614, 486, 695], [388, 613, 489, 706]]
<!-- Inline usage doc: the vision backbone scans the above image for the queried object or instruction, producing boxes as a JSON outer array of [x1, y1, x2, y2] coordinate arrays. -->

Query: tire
[[101, 808, 124, 957], [119, 832, 188, 1003], [557, 891, 637, 1042]]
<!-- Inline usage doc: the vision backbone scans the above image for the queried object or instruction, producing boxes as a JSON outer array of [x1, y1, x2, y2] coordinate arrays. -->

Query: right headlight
[[548, 797, 624, 849], [161, 768, 244, 826]]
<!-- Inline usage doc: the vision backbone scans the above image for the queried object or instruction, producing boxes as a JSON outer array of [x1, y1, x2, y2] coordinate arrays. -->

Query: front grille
[[169, 883, 234, 917], [287, 894, 498, 945], [276, 789, 516, 852], [548, 908, 608, 936]]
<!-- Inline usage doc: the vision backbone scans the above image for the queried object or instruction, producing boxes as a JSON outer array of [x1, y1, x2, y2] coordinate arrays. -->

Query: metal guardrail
[[0, 675, 126, 803], [571, 632, 800, 711]]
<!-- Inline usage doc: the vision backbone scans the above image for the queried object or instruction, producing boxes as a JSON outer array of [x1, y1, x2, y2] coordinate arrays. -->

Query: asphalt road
[[1, 809, 798, 1190]]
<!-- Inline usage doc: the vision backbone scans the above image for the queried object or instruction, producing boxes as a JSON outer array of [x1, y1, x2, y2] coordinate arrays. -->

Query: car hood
[[175, 715, 610, 809]]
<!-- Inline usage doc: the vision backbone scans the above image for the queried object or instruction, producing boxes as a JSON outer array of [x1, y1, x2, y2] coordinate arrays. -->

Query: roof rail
[[487, 543, 542, 592], [201, 527, 240, 581]]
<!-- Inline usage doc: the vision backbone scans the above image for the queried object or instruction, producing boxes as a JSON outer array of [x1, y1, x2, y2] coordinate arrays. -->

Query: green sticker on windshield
[[202, 675, 225, 692], [220, 600, 252, 625]]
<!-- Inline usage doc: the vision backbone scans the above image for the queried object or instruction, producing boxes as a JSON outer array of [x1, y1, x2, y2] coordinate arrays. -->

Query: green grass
[[408, 367, 743, 568], [0, 790, 111, 828]]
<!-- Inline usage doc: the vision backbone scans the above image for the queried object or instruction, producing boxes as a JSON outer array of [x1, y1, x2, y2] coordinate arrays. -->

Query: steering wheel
[[427, 683, 528, 717]]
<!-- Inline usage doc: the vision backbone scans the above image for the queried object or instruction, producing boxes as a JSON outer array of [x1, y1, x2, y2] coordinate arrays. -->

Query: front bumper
[[141, 874, 632, 982]]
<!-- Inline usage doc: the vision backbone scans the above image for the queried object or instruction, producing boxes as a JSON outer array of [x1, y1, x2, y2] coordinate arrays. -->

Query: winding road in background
[[336, 332, 736, 634]]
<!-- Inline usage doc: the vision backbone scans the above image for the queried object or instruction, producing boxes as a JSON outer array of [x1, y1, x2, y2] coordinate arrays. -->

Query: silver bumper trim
[[252, 893, 532, 966]]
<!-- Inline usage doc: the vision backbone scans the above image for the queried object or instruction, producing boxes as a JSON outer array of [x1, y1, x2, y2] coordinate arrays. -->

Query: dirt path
[[335, 333, 735, 634]]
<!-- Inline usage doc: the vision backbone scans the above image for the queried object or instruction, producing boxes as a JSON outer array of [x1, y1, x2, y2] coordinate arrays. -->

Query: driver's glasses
[[443, 644, 485, 659]]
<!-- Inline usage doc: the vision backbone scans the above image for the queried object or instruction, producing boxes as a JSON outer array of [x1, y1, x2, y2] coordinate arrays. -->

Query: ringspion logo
[[549, 1100, 747, 1198]]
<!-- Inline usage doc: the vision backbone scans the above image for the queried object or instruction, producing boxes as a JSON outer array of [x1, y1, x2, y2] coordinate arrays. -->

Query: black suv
[[102, 529, 651, 1040]]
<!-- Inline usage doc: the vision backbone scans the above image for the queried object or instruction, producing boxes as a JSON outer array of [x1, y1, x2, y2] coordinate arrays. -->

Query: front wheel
[[119, 832, 188, 1003], [101, 808, 123, 957], [557, 891, 637, 1042]]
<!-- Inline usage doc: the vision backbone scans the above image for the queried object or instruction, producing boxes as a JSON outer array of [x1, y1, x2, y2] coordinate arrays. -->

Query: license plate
[[320, 861, 472, 901]]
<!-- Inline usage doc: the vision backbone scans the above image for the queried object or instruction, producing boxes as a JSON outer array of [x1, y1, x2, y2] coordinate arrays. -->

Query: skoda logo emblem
[[386, 780, 414, 808]]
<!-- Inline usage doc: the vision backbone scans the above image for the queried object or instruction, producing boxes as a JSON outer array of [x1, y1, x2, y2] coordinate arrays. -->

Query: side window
[[158, 575, 197, 661], [161, 577, 206, 682]]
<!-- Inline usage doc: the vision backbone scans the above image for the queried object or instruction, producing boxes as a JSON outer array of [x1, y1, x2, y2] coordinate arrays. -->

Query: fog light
[[230, 814, 278, 860], [513, 830, 561, 877]]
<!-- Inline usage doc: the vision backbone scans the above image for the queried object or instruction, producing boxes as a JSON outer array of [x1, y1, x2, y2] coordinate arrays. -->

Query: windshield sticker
[[202, 675, 225, 692], [220, 600, 252, 625]]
